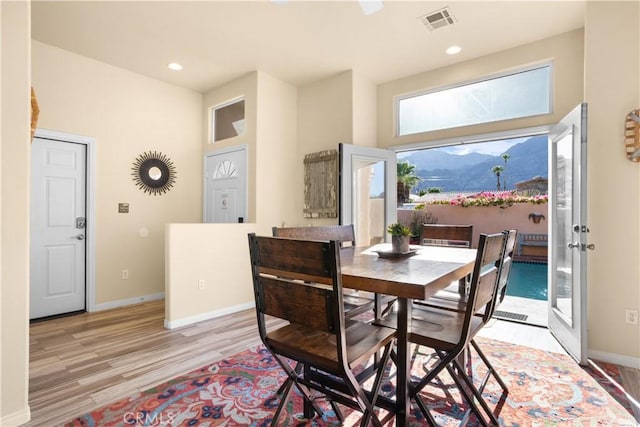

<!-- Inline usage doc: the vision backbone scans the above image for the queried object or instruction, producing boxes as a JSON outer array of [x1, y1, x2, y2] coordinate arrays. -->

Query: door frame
[[203, 144, 248, 223], [339, 143, 397, 242], [547, 103, 589, 364], [33, 128, 97, 312]]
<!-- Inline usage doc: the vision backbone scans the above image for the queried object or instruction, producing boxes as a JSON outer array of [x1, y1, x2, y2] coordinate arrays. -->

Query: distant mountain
[[405, 135, 548, 193], [402, 150, 493, 171]]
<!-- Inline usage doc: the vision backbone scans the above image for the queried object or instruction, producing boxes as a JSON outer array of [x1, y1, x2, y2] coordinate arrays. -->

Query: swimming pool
[[506, 262, 548, 301]]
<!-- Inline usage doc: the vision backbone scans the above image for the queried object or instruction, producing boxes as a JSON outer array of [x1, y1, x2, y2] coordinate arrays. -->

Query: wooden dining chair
[[494, 229, 519, 309], [272, 225, 395, 319], [413, 230, 517, 424], [414, 224, 476, 300], [425, 229, 518, 312], [375, 232, 506, 426], [421, 224, 474, 248], [248, 234, 396, 427]]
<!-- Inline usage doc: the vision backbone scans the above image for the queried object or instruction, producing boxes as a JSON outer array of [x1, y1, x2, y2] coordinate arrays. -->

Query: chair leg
[[273, 355, 325, 421], [413, 392, 440, 426], [329, 400, 345, 423], [270, 377, 294, 426], [445, 357, 492, 427], [471, 339, 509, 394], [346, 343, 393, 427], [450, 353, 499, 426], [302, 364, 314, 419], [276, 361, 302, 396], [411, 348, 494, 427]]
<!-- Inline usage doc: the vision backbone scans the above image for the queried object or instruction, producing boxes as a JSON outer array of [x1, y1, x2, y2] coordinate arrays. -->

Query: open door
[[548, 103, 591, 365], [339, 143, 396, 246]]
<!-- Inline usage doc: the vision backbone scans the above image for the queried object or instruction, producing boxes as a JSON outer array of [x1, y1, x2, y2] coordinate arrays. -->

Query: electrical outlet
[[198, 279, 206, 290], [122, 269, 129, 280], [625, 310, 638, 325]]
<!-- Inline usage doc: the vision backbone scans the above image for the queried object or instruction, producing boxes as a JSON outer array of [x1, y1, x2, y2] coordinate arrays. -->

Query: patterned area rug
[[65, 337, 638, 426]]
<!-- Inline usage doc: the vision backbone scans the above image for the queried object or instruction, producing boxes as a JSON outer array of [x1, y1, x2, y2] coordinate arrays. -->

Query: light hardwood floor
[[27, 300, 640, 426]]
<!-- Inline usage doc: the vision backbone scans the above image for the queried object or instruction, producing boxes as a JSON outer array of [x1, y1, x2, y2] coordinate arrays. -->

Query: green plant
[[396, 161, 421, 206], [407, 204, 438, 238], [387, 222, 411, 237], [491, 165, 504, 191]]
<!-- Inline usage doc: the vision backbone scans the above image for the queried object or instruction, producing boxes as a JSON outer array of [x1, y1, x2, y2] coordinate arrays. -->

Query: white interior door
[[548, 103, 589, 364], [31, 138, 87, 319], [339, 143, 396, 246], [205, 146, 247, 223]]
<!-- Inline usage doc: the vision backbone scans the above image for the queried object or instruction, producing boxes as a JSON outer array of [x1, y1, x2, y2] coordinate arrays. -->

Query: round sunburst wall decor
[[131, 151, 177, 195]]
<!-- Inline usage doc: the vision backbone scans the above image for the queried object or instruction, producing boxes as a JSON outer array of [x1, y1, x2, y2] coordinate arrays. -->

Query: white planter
[[391, 235, 410, 253]]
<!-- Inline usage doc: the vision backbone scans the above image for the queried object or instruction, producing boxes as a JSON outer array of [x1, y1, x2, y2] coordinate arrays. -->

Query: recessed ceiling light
[[446, 45, 462, 55], [359, 0, 383, 15], [168, 62, 183, 71]]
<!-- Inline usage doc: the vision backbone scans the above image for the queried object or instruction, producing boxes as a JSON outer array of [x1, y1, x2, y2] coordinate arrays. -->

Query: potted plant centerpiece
[[388, 222, 411, 253]]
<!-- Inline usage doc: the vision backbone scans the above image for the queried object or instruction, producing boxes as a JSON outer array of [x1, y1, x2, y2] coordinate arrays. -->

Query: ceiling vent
[[419, 6, 457, 32]]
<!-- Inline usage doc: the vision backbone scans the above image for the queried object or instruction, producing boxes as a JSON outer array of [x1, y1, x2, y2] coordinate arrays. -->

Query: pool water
[[506, 262, 548, 301]]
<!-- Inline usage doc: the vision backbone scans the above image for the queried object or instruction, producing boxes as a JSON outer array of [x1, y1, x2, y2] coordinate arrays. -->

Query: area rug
[[65, 337, 638, 426]]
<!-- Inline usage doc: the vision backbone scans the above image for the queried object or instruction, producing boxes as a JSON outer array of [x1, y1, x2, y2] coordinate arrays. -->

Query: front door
[[204, 146, 247, 223], [339, 143, 397, 246], [548, 103, 590, 364], [30, 138, 87, 319]]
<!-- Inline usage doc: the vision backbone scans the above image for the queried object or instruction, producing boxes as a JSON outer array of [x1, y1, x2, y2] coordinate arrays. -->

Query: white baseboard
[[1, 406, 31, 426], [588, 349, 640, 369], [92, 292, 165, 312], [164, 301, 255, 330]]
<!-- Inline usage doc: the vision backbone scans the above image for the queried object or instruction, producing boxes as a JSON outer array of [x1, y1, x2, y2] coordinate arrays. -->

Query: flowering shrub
[[426, 191, 548, 208]]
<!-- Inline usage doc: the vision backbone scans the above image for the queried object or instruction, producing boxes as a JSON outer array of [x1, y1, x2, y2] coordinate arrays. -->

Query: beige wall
[[256, 71, 298, 227], [584, 2, 639, 363], [32, 41, 203, 306], [1, 2, 31, 425], [352, 70, 377, 148], [166, 71, 298, 326], [165, 223, 257, 327], [203, 72, 258, 223], [377, 29, 585, 149], [296, 71, 354, 226]]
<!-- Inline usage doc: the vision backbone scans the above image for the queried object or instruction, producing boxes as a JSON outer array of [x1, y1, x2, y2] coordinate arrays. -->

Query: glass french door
[[339, 143, 396, 246], [548, 103, 590, 365]]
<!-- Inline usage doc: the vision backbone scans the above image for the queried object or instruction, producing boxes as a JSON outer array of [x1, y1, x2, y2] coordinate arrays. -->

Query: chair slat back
[[421, 224, 473, 248], [248, 234, 343, 335], [465, 232, 506, 328], [260, 276, 336, 333], [496, 229, 518, 304], [272, 225, 356, 248]]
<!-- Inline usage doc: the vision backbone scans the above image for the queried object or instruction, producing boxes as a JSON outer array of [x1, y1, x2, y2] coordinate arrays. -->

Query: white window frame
[[395, 62, 553, 137], [210, 96, 245, 143]]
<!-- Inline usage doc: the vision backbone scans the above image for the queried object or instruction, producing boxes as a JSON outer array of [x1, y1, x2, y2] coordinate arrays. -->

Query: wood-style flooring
[[27, 300, 640, 426]]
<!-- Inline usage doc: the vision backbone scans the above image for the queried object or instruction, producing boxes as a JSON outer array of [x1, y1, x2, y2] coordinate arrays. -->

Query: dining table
[[339, 243, 477, 427]]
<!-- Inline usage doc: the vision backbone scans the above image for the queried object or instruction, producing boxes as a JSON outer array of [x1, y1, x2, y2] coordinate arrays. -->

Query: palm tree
[[491, 165, 504, 191], [397, 161, 421, 205], [501, 153, 511, 189]]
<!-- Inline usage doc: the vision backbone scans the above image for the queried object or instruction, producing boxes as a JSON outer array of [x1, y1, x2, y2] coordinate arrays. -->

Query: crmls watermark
[[123, 411, 177, 426]]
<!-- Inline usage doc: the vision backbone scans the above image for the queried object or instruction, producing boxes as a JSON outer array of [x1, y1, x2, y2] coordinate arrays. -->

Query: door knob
[[587, 243, 595, 250], [74, 234, 85, 240]]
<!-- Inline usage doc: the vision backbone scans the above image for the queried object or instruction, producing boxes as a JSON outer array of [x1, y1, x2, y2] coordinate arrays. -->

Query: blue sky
[[441, 137, 527, 156], [398, 137, 527, 158]]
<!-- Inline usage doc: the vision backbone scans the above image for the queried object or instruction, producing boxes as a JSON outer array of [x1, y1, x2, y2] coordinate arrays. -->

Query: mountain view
[[402, 135, 548, 193]]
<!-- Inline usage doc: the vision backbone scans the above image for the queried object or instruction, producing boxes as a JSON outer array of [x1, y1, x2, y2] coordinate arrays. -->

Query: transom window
[[211, 98, 245, 143], [397, 64, 552, 136]]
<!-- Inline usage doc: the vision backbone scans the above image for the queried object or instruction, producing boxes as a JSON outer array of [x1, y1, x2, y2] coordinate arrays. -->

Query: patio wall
[[398, 203, 549, 252]]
